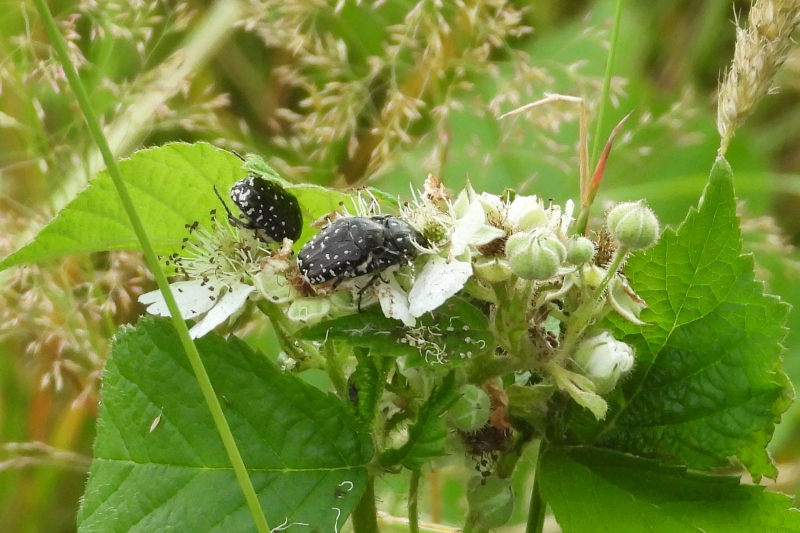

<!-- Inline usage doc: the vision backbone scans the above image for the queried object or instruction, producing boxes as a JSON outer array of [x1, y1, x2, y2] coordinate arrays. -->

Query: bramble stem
[[409, 470, 421, 533], [525, 440, 547, 533], [556, 247, 628, 363], [352, 476, 380, 533], [324, 342, 348, 400]]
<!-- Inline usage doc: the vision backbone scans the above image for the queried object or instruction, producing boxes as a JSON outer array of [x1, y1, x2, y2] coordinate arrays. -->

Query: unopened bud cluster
[[399, 180, 660, 422]]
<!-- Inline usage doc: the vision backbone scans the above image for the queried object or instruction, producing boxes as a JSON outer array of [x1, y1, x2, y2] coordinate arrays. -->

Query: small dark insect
[[214, 175, 303, 243], [297, 215, 426, 308], [460, 425, 510, 481], [348, 383, 359, 406]]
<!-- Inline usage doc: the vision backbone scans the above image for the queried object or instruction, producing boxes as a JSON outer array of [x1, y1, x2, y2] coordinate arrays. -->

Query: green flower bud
[[473, 256, 513, 283], [467, 475, 515, 529], [572, 330, 635, 394], [447, 384, 491, 432], [505, 228, 566, 280], [253, 271, 297, 304], [286, 297, 330, 323], [606, 200, 660, 250], [566, 236, 596, 265]]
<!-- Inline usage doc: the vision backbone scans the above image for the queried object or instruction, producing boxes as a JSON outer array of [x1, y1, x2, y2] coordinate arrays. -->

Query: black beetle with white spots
[[217, 175, 303, 243], [297, 215, 427, 296]]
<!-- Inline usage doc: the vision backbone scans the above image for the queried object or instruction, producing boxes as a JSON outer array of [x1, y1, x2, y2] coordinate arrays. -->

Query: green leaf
[[1, 143, 242, 271], [78, 317, 372, 532], [299, 310, 415, 357], [539, 446, 800, 533], [379, 371, 458, 470], [0, 142, 350, 271], [297, 297, 494, 366], [350, 349, 384, 429], [572, 158, 792, 481]]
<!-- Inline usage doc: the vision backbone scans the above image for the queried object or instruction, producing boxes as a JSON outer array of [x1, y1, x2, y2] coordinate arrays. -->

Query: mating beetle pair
[[222, 175, 425, 297]]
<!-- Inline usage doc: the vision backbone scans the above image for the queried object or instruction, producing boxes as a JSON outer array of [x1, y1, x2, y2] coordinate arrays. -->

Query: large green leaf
[[78, 317, 372, 532], [0, 142, 349, 271], [539, 446, 800, 533], [570, 158, 792, 481]]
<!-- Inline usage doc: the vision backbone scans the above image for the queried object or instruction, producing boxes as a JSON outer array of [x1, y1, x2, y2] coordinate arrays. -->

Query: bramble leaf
[[379, 372, 458, 470], [350, 349, 384, 429], [78, 317, 372, 532], [297, 297, 494, 366], [539, 446, 800, 533], [570, 158, 792, 481], [0, 142, 348, 271]]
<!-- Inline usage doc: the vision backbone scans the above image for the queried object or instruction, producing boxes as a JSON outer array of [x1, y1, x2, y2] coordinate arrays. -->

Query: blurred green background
[[1, 0, 799, 531]]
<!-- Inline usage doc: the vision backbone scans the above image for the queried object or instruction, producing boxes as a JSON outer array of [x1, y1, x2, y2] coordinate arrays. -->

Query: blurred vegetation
[[1, 0, 799, 531]]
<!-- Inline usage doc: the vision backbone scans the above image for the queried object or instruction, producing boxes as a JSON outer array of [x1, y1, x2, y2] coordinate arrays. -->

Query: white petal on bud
[[478, 192, 505, 219], [572, 330, 635, 394], [507, 194, 546, 231], [450, 200, 506, 256], [450, 200, 485, 256]]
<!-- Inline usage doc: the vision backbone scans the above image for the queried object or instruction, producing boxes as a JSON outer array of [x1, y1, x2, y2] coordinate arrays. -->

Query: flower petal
[[189, 283, 255, 338], [139, 280, 217, 319], [507, 194, 546, 231], [478, 192, 504, 219], [450, 200, 487, 256], [608, 276, 647, 325], [471, 225, 506, 246], [408, 256, 473, 317], [375, 276, 415, 327]]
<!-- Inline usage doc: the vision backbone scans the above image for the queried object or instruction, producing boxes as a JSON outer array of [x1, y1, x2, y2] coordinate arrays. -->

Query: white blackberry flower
[[139, 213, 272, 338]]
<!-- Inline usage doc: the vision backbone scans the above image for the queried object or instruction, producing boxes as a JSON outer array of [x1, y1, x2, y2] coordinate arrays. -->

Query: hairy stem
[[324, 342, 348, 400], [555, 247, 628, 363], [352, 476, 379, 533], [409, 470, 421, 533], [525, 440, 547, 533]]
